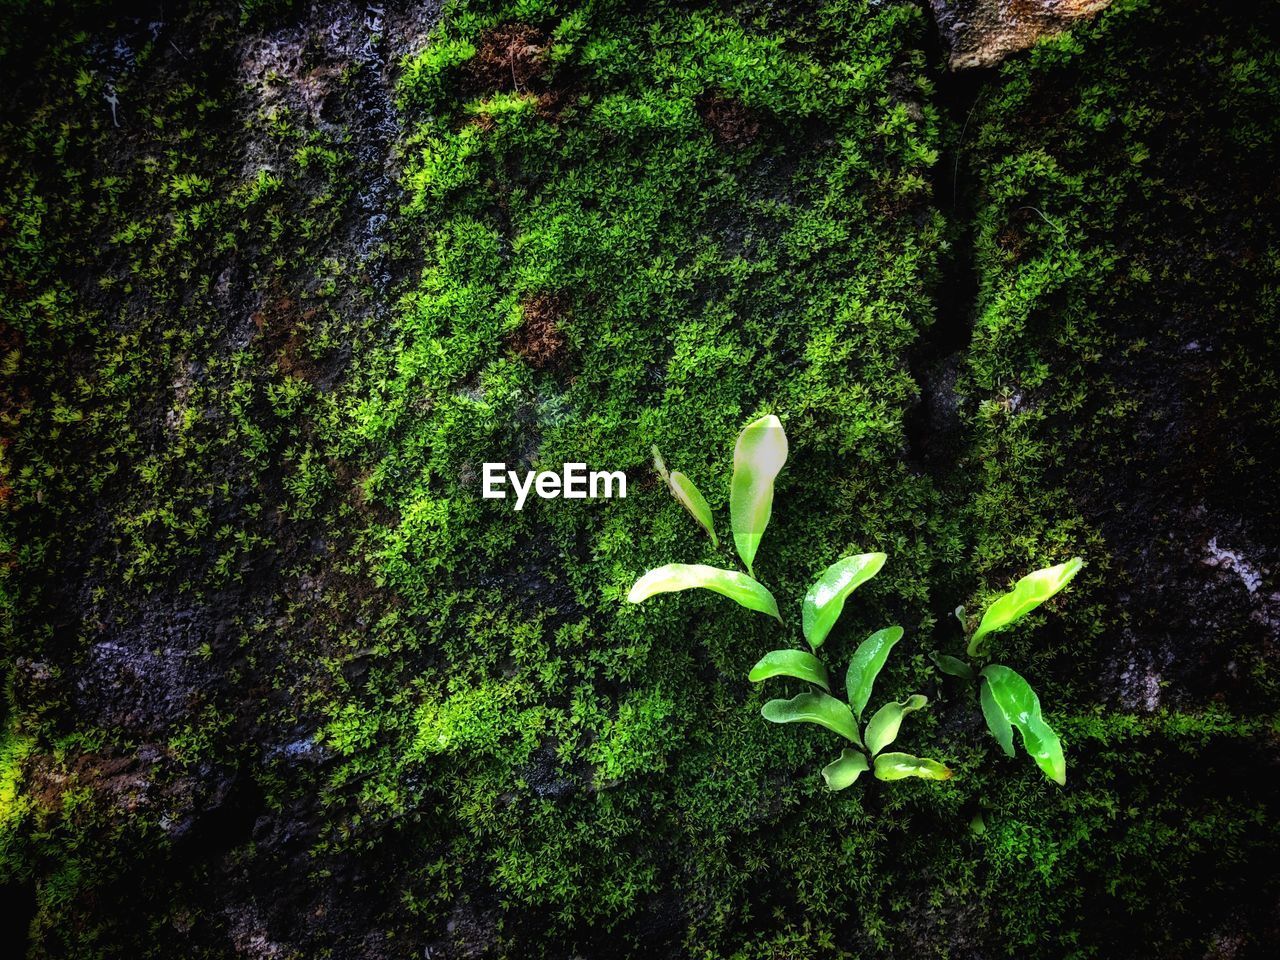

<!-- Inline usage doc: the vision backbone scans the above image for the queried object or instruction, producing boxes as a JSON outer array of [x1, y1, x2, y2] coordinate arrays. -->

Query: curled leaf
[[821, 748, 869, 791], [863, 694, 927, 756], [979, 665, 1066, 785], [801, 553, 887, 650], [730, 415, 788, 577], [748, 649, 831, 692], [844, 626, 904, 721], [761, 692, 861, 744], [873, 752, 953, 782], [653, 446, 717, 547], [933, 653, 975, 680], [628, 563, 780, 621], [968, 558, 1084, 657]]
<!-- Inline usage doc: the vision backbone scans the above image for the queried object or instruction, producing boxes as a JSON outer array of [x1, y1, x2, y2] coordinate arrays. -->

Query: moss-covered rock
[[0, 0, 1276, 957]]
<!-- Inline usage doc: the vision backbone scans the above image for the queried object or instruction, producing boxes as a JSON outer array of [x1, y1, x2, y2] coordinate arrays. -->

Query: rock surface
[[931, 0, 1114, 69]]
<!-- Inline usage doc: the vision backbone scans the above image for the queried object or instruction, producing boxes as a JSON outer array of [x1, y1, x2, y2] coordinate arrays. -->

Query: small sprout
[[932, 653, 975, 680], [627, 418, 784, 619], [943, 558, 1081, 784], [757, 615, 943, 791], [969, 808, 987, 835], [801, 553, 887, 650], [627, 563, 780, 621], [653, 446, 717, 547]]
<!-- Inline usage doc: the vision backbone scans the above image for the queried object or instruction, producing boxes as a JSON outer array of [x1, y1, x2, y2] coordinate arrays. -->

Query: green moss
[[0, 0, 1277, 956]]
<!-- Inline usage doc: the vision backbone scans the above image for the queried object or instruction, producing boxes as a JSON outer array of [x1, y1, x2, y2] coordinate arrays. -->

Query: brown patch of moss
[[507, 294, 568, 370], [252, 293, 321, 381], [535, 85, 583, 123], [992, 207, 1047, 262], [696, 91, 763, 148], [27, 748, 160, 817], [469, 23, 550, 94]]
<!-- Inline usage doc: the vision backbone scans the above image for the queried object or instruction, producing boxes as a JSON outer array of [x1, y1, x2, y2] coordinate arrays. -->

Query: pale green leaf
[[844, 626, 904, 721], [652, 446, 717, 547], [821, 748, 869, 791], [748, 649, 831, 692], [670, 472, 716, 546], [761, 692, 860, 744], [979, 676, 1014, 757], [863, 694, 927, 756], [873, 752, 953, 781], [730, 415, 788, 577], [980, 665, 1067, 785], [627, 563, 780, 621], [968, 558, 1084, 656], [801, 553, 887, 650]]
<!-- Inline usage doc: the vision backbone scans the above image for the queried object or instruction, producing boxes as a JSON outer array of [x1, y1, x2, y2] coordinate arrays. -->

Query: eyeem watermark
[[482, 462, 627, 511]]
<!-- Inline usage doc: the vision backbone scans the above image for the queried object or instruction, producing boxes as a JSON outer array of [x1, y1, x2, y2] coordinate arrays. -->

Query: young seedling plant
[[628, 415, 952, 789], [933, 559, 1084, 786]]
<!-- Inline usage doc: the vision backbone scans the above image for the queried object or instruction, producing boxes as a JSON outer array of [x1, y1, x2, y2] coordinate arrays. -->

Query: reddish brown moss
[[252, 294, 321, 381], [507, 294, 568, 370], [469, 23, 550, 93], [696, 91, 762, 148]]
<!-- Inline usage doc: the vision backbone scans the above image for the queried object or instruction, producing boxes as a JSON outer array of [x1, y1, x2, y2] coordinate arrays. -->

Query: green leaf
[[821, 748, 869, 791], [748, 650, 831, 692], [653, 446, 717, 547], [978, 677, 1014, 757], [873, 752, 953, 782], [761, 692, 861, 744], [863, 694, 927, 756], [979, 665, 1067, 785], [730, 415, 788, 577], [933, 653, 975, 680], [844, 626, 904, 721], [627, 564, 780, 621], [968, 558, 1084, 657], [801, 553, 887, 650]]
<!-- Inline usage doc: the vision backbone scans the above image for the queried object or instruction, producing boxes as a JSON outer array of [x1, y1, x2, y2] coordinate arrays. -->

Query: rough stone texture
[[931, 0, 1114, 69]]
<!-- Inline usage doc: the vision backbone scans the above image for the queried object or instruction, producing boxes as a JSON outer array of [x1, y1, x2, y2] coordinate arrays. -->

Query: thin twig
[[1015, 205, 1067, 235], [951, 89, 985, 208]]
